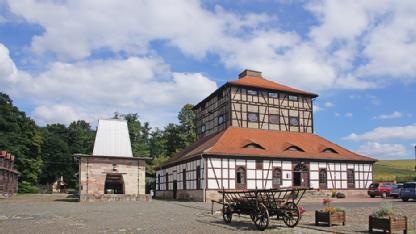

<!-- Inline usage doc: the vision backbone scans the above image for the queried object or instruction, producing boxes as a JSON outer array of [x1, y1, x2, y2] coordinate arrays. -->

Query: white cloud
[[6, 0, 416, 93], [373, 111, 403, 120], [324, 101, 334, 107], [344, 124, 416, 141], [358, 142, 408, 159], [0, 43, 217, 126], [313, 104, 323, 112], [345, 112, 353, 118]]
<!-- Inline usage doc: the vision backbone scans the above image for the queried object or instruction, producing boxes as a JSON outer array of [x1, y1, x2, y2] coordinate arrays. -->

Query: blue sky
[[0, 0, 415, 159]]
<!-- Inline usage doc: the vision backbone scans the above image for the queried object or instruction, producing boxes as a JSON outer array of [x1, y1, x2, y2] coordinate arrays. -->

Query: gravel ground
[[1, 194, 415, 234]]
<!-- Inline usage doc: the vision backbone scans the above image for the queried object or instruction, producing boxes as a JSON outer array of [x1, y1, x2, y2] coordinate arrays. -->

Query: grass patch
[[374, 160, 416, 182]]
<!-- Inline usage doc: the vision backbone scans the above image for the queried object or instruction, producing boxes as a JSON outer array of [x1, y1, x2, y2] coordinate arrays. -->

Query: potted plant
[[369, 203, 407, 233], [315, 198, 345, 227]]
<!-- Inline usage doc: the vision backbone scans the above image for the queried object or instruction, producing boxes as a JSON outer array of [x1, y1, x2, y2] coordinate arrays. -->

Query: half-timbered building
[[155, 69, 376, 201], [0, 151, 18, 195]]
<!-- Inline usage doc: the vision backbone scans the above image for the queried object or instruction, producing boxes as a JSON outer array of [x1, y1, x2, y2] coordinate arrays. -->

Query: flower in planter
[[320, 198, 344, 214], [372, 202, 394, 218]]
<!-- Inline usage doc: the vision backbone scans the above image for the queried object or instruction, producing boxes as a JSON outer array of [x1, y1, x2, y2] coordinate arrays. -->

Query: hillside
[[374, 160, 416, 182]]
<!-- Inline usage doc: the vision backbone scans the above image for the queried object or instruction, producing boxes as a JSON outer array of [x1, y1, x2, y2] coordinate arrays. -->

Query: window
[[244, 143, 264, 149], [201, 124, 206, 133], [182, 169, 186, 190], [268, 92, 278, 98], [288, 95, 298, 101], [236, 167, 246, 189], [347, 169, 355, 188], [272, 168, 282, 189], [319, 169, 327, 189], [165, 173, 169, 191], [247, 112, 259, 122], [323, 148, 338, 153], [286, 146, 304, 152], [247, 89, 258, 96], [158, 174, 160, 190], [269, 114, 279, 124], [289, 117, 299, 126], [256, 160, 263, 169], [218, 115, 224, 124], [196, 166, 201, 190]]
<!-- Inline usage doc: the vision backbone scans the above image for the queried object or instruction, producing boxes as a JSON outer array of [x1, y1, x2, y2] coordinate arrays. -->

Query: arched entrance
[[104, 174, 125, 194], [293, 163, 309, 188]]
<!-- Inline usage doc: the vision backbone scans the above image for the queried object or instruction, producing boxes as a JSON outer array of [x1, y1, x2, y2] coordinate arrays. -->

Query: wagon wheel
[[251, 203, 269, 231], [223, 204, 232, 223], [282, 202, 300, 228]]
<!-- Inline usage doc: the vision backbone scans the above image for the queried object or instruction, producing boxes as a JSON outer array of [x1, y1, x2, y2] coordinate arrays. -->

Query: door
[[235, 167, 247, 190], [173, 180, 177, 199], [293, 163, 309, 188]]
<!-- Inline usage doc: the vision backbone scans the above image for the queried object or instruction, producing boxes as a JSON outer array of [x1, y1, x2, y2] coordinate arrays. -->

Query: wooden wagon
[[214, 187, 309, 230]]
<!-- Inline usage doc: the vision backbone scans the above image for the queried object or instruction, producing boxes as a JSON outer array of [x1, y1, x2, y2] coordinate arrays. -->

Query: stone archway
[[104, 174, 125, 194], [293, 163, 309, 188]]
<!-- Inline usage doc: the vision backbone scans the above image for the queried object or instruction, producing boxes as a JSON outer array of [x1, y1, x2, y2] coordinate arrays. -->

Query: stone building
[[75, 119, 149, 201], [156, 69, 376, 201], [0, 151, 18, 195]]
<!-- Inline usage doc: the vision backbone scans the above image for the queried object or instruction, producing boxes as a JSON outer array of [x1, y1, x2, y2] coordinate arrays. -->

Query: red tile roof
[[228, 76, 318, 97], [161, 127, 375, 168]]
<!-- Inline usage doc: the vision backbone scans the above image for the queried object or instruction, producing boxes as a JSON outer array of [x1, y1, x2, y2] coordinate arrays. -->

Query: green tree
[[0, 93, 43, 186], [177, 104, 196, 146]]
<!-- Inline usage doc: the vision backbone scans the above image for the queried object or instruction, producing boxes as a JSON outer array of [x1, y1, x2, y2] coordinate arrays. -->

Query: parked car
[[389, 184, 403, 198], [400, 182, 416, 202], [367, 182, 394, 198]]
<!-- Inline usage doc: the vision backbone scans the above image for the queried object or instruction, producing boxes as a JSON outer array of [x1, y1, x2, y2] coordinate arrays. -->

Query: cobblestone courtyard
[[1, 195, 415, 233]]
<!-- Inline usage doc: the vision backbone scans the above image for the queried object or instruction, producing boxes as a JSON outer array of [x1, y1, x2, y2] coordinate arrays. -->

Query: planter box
[[315, 210, 345, 227], [369, 215, 407, 233]]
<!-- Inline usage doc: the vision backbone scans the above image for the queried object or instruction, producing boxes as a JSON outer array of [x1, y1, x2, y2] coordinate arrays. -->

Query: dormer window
[[247, 89, 258, 96], [286, 145, 304, 152], [217, 91, 223, 100], [323, 148, 338, 153], [244, 143, 264, 149], [201, 102, 206, 110]]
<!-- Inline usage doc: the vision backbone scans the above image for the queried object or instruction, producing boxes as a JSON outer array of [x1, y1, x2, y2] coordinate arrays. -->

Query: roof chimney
[[239, 69, 262, 79]]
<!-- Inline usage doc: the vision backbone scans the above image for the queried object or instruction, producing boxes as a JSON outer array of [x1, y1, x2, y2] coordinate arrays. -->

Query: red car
[[368, 182, 394, 198]]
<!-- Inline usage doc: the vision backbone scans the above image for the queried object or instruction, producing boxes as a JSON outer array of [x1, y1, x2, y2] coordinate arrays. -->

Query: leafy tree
[[67, 120, 95, 155], [0, 93, 43, 185], [177, 104, 196, 145]]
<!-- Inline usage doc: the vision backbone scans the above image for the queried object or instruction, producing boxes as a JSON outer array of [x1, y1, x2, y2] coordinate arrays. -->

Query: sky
[[0, 0, 415, 160]]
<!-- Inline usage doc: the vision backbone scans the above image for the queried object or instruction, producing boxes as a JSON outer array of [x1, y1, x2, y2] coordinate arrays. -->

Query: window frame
[[218, 115, 224, 125], [268, 92, 278, 98], [347, 169, 355, 188], [319, 169, 327, 189], [269, 114, 280, 124], [182, 169, 187, 190], [288, 95, 299, 101], [247, 89, 258, 96], [196, 166, 201, 190], [289, 116, 299, 126], [235, 166, 247, 189], [272, 167, 282, 189], [247, 112, 259, 122]]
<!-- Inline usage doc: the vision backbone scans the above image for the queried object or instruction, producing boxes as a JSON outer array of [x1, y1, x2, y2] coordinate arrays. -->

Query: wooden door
[[235, 166, 247, 190], [173, 180, 177, 199]]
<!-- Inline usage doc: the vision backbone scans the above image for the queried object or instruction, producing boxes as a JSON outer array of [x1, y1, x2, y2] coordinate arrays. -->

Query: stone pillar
[[138, 165, 146, 195]]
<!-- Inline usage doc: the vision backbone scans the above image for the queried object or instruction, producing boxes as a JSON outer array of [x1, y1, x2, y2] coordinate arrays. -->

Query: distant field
[[374, 160, 416, 182]]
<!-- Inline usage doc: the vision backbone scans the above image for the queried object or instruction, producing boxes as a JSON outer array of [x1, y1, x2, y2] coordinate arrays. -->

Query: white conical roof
[[92, 119, 133, 157]]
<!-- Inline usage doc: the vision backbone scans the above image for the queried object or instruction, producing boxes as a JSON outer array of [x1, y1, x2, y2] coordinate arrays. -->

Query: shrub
[[18, 181, 40, 194]]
